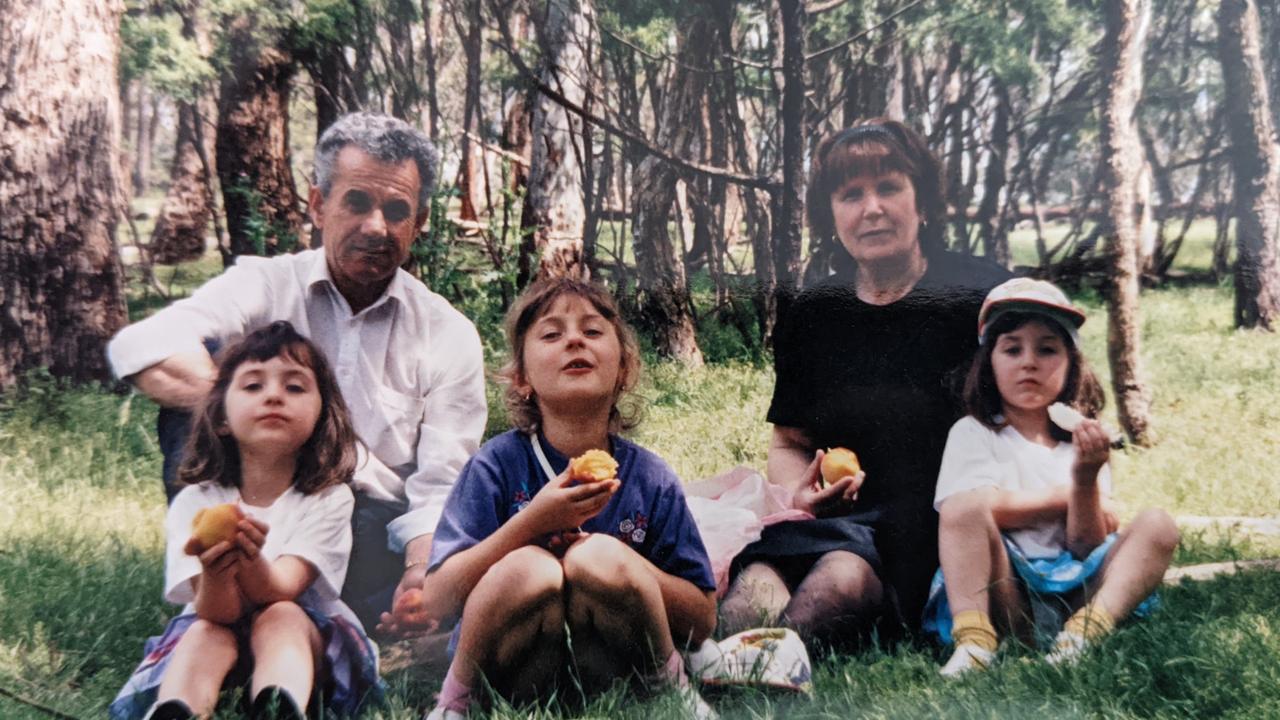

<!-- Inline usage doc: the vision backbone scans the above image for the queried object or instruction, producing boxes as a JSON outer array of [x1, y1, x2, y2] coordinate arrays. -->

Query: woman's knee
[[806, 551, 883, 604], [1126, 508, 1180, 554]]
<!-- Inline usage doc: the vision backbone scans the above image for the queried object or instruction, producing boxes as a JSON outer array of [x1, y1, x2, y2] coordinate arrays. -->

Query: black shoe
[[142, 698, 195, 720], [250, 685, 307, 720]]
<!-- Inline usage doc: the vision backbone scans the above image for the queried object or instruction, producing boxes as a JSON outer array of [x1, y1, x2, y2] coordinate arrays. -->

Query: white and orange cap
[[978, 277, 1086, 346]]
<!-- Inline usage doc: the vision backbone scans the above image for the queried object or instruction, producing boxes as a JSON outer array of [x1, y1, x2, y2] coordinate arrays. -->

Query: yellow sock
[[1063, 601, 1115, 641], [952, 610, 998, 652]]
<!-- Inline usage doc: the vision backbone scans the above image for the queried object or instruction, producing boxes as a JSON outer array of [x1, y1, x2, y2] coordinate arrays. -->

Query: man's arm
[[131, 350, 218, 410]]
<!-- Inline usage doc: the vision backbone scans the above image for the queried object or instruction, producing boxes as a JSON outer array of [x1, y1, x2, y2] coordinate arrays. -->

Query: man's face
[[310, 146, 424, 296]]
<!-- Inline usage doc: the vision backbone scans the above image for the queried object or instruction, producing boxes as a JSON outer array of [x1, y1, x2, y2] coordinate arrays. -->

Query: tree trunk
[[976, 78, 1011, 267], [1099, 0, 1156, 445], [774, 0, 808, 304], [215, 15, 303, 260], [521, 0, 593, 281], [1217, 0, 1280, 330], [151, 3, 216, 264], [422, 0, 443, 142], [132, 84, 159, 196], [0, 0, 129, 390], [456, 0, 486, 223], [631, 12, 713, 367]]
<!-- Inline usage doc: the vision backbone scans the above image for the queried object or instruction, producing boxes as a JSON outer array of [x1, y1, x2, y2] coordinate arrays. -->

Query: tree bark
[[521, 0, 593, 281], [975, 78, 1011, 267], [0, 0, 129, 390], [1099, 0, 1156, 445], [631, 12, 713, 366], [1217, 0, 1280, 330], [215, 14, 303, 260], [456, 0, 487, 223], [774, 0, 808, 303], [132, 83, 158, 195], [422, 0, 443, 142]]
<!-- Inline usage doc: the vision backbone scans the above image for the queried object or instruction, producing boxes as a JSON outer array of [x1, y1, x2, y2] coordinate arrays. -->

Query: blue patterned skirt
[[109, 608, 384, 719], [922, 533, 1158, 647]]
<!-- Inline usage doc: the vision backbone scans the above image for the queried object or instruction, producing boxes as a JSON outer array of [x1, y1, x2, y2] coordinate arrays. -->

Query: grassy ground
[[2, 223, 1279, 718]]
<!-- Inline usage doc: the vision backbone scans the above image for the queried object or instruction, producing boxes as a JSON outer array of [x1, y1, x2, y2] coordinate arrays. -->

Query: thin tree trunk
[[216, 14, 303, 259], [0, 0, 129, 389], [774, 0, 808, 305], [1099, 0, 1156, 445], [456, 0, 486, 223], [976, 78, 1011, 267], [132, 83, 158, 195], [1218, 0, 1280, 329], [631, 12, 713, 366], [521, 0, 592, 281], [422, 0, 443, 142]]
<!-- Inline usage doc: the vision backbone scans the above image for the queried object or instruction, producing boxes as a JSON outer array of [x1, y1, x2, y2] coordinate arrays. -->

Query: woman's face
[[828, 169, 922, 269]]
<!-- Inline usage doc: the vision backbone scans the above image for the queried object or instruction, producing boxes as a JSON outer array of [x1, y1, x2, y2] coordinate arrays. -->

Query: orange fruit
[[820, 448, 861, 488], [190, 503, 244, 552], [568, 449, 618, 484]]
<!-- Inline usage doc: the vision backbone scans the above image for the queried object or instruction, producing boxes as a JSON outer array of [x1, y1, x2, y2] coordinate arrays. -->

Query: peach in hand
[[820, 447, 861, 488], [568, 449, 618, 484], [188, 503, 245, 554], [392, 588, 435, 630]]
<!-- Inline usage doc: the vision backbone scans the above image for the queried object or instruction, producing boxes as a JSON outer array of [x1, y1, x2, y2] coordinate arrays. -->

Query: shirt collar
[[305, 248, 408, 313]]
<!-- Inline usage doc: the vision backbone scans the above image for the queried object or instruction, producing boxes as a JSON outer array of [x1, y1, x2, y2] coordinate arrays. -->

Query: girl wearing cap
[[722, 120, 1011, 645], [924, 278, 1178, 676]]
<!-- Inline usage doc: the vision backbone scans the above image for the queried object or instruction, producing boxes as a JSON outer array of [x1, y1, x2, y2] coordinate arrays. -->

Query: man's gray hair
[[313, 112, 438, 208]]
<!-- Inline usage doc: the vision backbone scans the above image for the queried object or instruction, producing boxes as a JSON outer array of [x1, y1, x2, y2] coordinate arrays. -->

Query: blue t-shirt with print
[[429, 429, 715, 593]]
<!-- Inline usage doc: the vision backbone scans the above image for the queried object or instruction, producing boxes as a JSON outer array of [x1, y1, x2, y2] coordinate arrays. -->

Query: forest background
[[2, 0, 1280, 717]]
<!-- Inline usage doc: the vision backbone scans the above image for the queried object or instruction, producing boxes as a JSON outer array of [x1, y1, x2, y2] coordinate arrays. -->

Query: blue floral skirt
[[109, 608, 384, 719], [922, 533, 1158, 647]]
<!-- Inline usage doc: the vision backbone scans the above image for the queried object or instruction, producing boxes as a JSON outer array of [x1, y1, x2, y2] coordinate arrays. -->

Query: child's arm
[[1066, 419, 1111, 557], [988, 486, 1071, 529], [424, 471, 618, 623], [191, 541, 245, 624], [233, 517, 320, 605]]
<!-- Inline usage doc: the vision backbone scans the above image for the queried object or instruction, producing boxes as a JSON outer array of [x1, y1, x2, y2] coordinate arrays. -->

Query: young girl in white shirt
[[110, 321, 381, 719], [924, 279, 1178, 677]]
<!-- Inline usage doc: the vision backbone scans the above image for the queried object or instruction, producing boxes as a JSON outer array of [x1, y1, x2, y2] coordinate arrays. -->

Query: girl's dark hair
[[963, 311, 1105, 441], [805, 119, 947, 281], [498, 278, 643, 434], [177, 321, 359, 494]]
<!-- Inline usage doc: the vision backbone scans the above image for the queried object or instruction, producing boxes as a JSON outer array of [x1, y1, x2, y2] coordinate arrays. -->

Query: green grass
[[4, 219, 1280, 717]]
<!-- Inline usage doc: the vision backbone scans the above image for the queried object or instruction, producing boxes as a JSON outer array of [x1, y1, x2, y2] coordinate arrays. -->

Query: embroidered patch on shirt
[[617, 511, 648, 544]]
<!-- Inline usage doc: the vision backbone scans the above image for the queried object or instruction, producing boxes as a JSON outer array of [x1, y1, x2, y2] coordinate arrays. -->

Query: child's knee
[[939, 490, 995, 532], [251, 600, 314, 637], [1128, 508, 1180, 554], [563, 534, 646, 598], [183, 618, 239, 652], [481, 545, 565, 604]]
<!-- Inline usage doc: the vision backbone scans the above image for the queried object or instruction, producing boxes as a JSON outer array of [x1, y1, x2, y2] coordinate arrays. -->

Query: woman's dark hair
[[805, 119, 947, 279], [498, 278, 643, 434], [963, 311, 1105, 441], [177, 321, 359, 494]]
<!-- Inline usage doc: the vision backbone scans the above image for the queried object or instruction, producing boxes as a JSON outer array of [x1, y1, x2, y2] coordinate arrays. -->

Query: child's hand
[[232, 517, 269, 563], [792, 450, 863, 517], [524, 471, 619, 536], [1071, 419, 1110, 483], [192, 540, 240, 583]]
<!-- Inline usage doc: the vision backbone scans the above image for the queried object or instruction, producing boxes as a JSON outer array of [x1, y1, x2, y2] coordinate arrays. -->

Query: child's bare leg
[[783, 550, 883, 641], [450, 545, 567, 697], [1090, 508, 1179, 619], [939, 489, 1029, 638], [249, 601, 323, 709], [720, 562, 790, 635], [562, 534, 675, 676], [155, 619, 239, 716]]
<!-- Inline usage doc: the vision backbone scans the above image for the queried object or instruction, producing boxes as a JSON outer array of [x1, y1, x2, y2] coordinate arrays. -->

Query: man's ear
[[308, 186, 326, 228], [414, 205, 430, 233]]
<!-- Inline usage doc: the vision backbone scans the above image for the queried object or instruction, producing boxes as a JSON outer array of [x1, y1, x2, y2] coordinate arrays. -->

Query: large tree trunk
[[216, 15, 303, 260], [631, 12, 713, 367], [151, 3, 216, 264], [1218, 0, 1280, 330], [1099, 0, 1156, 445], [521, 0, 592, 281], [0, 0, 129, 390]]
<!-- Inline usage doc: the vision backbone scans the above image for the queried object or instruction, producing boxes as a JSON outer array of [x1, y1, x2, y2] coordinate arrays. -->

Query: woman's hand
[[1071, 419, 1110, 484], [791, 450, 863, 517], [523, 471, 619, 536]]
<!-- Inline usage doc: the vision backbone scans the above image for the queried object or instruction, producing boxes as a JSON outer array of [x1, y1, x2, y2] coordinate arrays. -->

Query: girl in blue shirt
[[415, 278, 717, 719]]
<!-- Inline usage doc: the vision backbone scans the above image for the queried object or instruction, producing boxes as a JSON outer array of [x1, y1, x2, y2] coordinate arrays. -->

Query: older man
[[107, 113, 487, 632]]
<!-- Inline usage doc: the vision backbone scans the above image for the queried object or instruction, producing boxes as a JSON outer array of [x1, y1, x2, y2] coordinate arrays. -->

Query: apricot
[[189, 503, 244, 553], [392, 588, 434, 629], [820, 447, 861, 488], [568, 449, 618, 484]]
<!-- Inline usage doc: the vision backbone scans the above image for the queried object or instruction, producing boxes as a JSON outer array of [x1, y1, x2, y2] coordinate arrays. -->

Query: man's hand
[[376, 565, 434, 638], [791, 450, 863, 517], [132, 351, 217, 410]]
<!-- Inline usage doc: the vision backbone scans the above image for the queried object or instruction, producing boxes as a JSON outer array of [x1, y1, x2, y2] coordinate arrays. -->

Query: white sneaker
[[939, 643, 996, 678], [1045, 630, 1090, 666], [423, 706, 466, 720]]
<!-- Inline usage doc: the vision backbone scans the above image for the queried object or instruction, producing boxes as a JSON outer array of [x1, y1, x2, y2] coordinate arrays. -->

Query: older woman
[[721, 120, 1011, 644]]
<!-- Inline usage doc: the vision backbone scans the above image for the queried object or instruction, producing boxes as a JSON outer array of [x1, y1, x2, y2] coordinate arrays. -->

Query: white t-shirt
[[165, 481, 361, 628], [934, 416, 1112, 559]]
